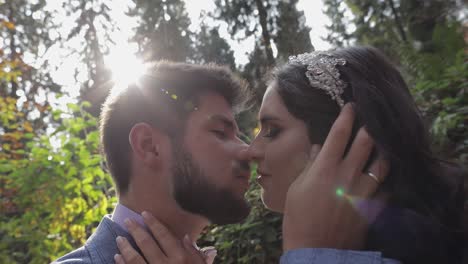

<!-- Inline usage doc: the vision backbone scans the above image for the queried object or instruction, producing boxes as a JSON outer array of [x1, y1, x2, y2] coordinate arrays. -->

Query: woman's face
[[249, 82, 315, 212]]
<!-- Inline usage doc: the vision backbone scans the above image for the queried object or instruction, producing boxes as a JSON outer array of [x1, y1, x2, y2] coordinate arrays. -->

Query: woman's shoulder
[[367, 206, 463, 264]]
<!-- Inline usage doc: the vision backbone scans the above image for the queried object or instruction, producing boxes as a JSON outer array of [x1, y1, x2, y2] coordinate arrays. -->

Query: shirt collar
[[111, 203, 146, 233], [110, 203, 217, 263]]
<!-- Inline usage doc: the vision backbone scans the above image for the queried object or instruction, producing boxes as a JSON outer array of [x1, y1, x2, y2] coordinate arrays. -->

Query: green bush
[[411, 50, 468, 162], [0, 101, 115, 263]]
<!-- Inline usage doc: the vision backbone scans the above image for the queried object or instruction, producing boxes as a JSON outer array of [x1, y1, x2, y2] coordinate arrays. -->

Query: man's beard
[[171, 144, 251, 225]]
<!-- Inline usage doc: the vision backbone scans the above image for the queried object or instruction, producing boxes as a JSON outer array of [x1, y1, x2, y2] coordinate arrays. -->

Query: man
[[54, 62, 395, 264], [54, 62, 251, 263]]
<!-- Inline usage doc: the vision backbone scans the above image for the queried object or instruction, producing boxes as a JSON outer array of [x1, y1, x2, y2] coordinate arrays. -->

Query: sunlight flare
[[105, 44, 147, 94]]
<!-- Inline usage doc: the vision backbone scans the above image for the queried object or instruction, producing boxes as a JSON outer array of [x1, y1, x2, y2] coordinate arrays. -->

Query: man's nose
[[236, 141, 251, 161]]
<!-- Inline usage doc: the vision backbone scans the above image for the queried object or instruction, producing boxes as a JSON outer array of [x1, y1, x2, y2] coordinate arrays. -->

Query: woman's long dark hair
[[273, 46, 465, 264]]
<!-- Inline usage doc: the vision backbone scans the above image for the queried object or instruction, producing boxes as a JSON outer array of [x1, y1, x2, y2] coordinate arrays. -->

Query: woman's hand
[[282, 103, 389, 250], [114, 212, 216, 264]]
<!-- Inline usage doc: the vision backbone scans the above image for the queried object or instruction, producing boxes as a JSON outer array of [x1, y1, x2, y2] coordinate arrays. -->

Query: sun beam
[[104, 43, 147, 94]]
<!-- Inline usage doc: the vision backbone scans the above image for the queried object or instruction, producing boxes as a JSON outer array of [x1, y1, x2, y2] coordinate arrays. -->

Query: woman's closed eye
[[262, 124, 281, 138]]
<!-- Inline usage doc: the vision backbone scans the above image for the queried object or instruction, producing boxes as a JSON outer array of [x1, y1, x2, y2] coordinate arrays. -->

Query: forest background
[[1, 0, 467, 263]]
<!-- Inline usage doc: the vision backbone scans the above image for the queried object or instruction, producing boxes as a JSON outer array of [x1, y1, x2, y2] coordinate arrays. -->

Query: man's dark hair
[[99, 61, 250, 195]]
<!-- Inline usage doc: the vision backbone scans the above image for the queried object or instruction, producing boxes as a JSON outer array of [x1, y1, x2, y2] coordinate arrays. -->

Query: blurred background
[[0, 0, 467, 263]]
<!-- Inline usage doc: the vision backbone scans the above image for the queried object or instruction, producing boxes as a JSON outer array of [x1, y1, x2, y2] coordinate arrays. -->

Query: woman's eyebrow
[[259, 114, 281, 124]]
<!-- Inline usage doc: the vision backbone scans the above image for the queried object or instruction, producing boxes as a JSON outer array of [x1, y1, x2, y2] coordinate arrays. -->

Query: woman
[[116, 46, 465, 263], [250, 46, 465, 263]]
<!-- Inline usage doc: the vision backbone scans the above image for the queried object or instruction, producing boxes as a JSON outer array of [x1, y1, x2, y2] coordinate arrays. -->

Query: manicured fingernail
[[183, 234, 193, 248], [206, 248, 217, 257], [203, 246, 217, 255], [205, 248, 217, 264], [141, 211, 150, 219], [202, 246, 215, 250], [116, 236, 123, 245], [114, 254, 124, 264], [311, 144, 320, 153]]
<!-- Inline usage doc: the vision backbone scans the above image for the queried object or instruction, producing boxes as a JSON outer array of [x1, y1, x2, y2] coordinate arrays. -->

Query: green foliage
[[129, 0, 194, 62], [323, 0, 352, 47], [274, 0, 314, 62], [192, 22, 236, 69], [199, 170, 282, 263], [0, 101, 115, 264], [64, 0, 114, 93], [323, 0, 467, 163], [403, 23, 465, 81], [213, 0, 313, 89], [411, 50, 468, 162], [0, 0, 61, 134]]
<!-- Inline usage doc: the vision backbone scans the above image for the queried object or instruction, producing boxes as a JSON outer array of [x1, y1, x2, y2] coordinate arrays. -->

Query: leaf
[[23, 133, 34, 139], [66, 103, 80, 113], [2, 144, 11, 151], [13, 149, 26, 155], [2, 21, 15, 30], [0, 163, 14, 173], [23, 122, 33, 133], [80, 101, 92, 108]]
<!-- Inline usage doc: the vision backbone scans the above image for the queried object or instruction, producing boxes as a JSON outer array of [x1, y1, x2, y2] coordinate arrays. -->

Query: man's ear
[[129, 123, 164, 168]]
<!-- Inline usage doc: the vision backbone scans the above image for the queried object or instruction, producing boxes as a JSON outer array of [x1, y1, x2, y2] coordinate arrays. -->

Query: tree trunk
[[254, 0, 275, 65], [8, 2, 18, 98], [387, 0, 408, 43]]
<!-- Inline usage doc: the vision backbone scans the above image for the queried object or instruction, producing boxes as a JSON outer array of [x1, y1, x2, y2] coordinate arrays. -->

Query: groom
[[54, 62, 394, 264]]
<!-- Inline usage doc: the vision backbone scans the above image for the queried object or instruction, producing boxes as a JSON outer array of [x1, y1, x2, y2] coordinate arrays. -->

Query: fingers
[[367, 154, 390, 184], [316, 104, 355, 165], [181, 235, 207, 262], [114, 253, 126, 264], [200, 247, 217, 264], [125, 218, 164, 261], [291, 144, 321, 185], [116, 236, 147, 264], [351, 154, 390, 197], [349, 155, 390, 227], [342, 127, 375, 186], [309, 144, 321, 162], [141, 211, 183, 258], [117, 213, 211, 264], [365, 154, 390, 193]]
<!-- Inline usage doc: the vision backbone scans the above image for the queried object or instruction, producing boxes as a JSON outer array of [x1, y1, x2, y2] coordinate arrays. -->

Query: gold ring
[[366, 171, 380, 184]]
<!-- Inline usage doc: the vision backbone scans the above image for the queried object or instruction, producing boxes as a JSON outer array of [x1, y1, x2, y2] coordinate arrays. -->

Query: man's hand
[[114, 212, 213, 264], [282, 103, 389, 251]]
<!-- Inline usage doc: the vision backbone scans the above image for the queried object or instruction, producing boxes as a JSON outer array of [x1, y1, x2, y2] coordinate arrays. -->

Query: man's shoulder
[[52, 215, 126, 264], [52, 246, 92, 263]]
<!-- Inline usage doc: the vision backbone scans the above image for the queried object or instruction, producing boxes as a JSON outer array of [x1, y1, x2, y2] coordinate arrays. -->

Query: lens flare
[[105, 43, 147, 95]]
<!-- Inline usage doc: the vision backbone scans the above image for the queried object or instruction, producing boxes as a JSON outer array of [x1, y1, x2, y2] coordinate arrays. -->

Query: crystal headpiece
[[288, 51, 347, 108]]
